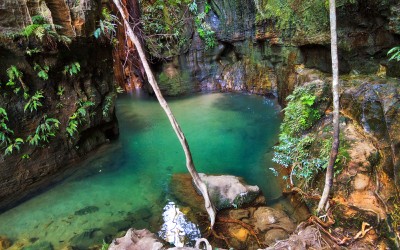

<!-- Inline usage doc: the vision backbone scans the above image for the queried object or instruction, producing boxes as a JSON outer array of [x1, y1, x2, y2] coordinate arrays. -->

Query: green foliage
[[254, 0, 357, 36], [116, 86, 124, 94], [280, 87, 321, 135], [272, 84, 350, 186], [6, 65, 23, 87], [25, 47, 42, 56], [272, 85, 324, 185], [141, 0, 194, 57], [57, 86, 65, 96], [4, 138, 24, 156], [21, 15, 71, 47], [388, 46, 400, 62], [94, 8, 119, 45], [101, 240, 110, 250], [26, 115, 60, 146], [34, 63, 50, 80], [102, 95, 114, 118], [189, 1, 216, 49], [0, 108, 13, 147], [66, 100, 95, 137], [24, 90, 44, 112], [64, 62, 81, 76]]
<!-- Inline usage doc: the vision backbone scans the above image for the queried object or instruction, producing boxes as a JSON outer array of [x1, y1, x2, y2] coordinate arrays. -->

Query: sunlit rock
[[158, 202, 201, 247], [199, 173, 261, 210]]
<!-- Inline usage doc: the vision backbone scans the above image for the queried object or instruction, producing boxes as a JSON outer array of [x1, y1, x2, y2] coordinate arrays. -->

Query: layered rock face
[[0, 0, 118, 210], [152, 0, 399, 102]]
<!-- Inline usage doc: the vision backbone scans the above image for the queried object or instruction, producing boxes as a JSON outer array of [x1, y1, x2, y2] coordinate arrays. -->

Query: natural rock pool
[[0, 92, 284, 249]]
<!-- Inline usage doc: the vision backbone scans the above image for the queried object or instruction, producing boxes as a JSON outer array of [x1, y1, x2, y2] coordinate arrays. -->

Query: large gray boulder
[[198, 173, 261, 210]]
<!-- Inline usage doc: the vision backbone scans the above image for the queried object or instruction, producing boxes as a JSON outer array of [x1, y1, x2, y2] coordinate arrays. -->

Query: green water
[[0, 92, 282, 249]]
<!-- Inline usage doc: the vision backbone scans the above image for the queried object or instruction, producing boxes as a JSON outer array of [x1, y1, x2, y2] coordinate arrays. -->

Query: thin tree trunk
[[317, 0, 340, 213], [112, 0, 216, 228]]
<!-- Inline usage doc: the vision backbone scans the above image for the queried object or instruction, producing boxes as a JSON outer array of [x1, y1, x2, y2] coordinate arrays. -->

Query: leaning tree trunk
[[317, 0, 340, 213], [112, 0, 216, 228]]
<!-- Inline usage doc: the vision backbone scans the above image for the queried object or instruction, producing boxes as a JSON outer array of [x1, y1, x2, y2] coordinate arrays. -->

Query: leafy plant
[[21, 15, 71, 47], [94, 7, 119, 44], [64, 62, 81, 76], [25, 47, 42, 56], [34, 63, 50, 80], [26, 115, 60, 146], [66, 100, 95, 137], [0, 108, 13, 147], [388, 46, 400, 62], [6, 65, 27, 92], [4, 138, 24, 156], [57, 86, 65, 96], [189, 1, 216, 49], [24, 90, 44, 112], [103, 95, 114, 117]]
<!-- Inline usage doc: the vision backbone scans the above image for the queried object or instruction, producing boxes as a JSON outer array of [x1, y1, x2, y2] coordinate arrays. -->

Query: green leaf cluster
[[26, 116, 60, 146], [64, 62, 81, 76], [21, 15, 71, 47], [24, 90, 44, 113], [66, 100, 95, 137], [34, 63, 50, 80], [388, 46, 400, 62], [94, 8, 119, 42], [190, 1, 216, 50], [0, 108, 13, 147]]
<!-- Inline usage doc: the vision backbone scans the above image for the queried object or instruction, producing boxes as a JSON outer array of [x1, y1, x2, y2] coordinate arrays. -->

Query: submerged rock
[[109, 229, 163, 250], [0, 236, 11, 250], [198, 173, 261, 210], [74, 206, 99, 216], [22, 241, 53, 250]]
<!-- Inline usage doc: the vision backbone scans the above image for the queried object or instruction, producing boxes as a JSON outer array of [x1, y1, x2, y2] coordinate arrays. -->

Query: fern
[[66, 99, 95, 137], [34, 63, 50, 80], [26, 116, 60, 146], [388, 46, 400, 62], [0, 107, 13, 147], [4, 138, 24, 156], [24, 90, 44, 112], [64, 62, 81, 76]]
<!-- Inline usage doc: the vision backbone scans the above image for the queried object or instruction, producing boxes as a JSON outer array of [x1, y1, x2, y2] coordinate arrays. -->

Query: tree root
[[308, 208, 374, 246], [216, 217, 266, 248]]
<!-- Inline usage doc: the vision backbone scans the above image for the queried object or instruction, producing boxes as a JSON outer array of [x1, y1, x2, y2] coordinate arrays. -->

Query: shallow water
[[0, 92, 282, 249]]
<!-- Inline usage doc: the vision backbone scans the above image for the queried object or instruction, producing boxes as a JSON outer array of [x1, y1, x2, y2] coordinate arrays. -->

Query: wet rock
[[74, 206, 99, 216], [109, 229, 163, 250], [253, 207, 296, 233], [354, 173, 370, 191], [22, 241, 53, 250], [0, 236, 11, 250], [69, 228, 105, 250], [199, 173, 261, 210], [229, 209, 250, 220], [264, 229, 288, 246]]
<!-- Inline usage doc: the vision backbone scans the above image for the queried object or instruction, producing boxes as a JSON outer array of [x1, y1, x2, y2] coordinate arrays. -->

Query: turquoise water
[[0, 92, 282, 249]]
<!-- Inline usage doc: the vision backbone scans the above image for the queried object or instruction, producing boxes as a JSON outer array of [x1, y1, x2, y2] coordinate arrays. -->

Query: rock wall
[[0, 0, 118, 211], [150, 0, 400, 103]]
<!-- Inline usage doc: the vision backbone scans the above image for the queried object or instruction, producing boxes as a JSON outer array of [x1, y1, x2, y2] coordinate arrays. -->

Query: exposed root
[[283, 187, 321, 201]]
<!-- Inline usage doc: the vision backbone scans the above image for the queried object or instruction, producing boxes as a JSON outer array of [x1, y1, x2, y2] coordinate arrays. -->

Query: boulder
[[198, 173, 261, 210], [109, 229, 163, 250], [0, 236, 11, 250], [253, 207, 296, 233]]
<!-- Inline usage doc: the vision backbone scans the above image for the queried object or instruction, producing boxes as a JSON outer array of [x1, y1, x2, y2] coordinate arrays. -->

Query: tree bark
[[317, 0, 340, 213], [112, 0, 216, 228]]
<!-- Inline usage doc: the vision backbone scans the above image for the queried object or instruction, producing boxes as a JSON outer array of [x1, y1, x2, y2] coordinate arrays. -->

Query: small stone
[[354, 173, 370, 191], [229, 227, 249, 242], [229, 209, 250, 220]]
